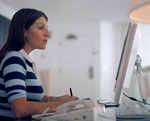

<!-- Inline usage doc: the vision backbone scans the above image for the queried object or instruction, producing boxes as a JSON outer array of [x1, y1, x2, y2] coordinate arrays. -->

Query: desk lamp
[[129, 0, 150, 23], [135, 55, 147, 104]]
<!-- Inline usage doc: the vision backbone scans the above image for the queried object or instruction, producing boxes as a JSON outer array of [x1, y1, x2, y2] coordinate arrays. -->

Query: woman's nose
[[45, 29, 50, 37]]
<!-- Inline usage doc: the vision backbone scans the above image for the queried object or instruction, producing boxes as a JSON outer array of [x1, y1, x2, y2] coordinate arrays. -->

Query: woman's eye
[[38, 26, 44, 30]]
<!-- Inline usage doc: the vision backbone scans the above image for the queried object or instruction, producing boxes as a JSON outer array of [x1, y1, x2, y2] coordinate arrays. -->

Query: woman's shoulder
[[0, 51, 27, 70], [4, 51, 23, 58], [1, 51, 25, 64]]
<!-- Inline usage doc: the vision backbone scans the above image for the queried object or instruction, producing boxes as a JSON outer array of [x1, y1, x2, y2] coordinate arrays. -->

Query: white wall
[[137, 24, 150, 67], [0, 1, 15, 19]]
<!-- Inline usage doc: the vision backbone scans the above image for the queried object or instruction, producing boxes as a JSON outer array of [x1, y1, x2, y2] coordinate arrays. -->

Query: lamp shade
[[129, 0, 150, 23]]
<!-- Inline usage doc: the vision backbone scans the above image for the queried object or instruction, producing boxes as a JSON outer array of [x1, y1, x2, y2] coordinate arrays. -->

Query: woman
[[0, 8, 78, 119]]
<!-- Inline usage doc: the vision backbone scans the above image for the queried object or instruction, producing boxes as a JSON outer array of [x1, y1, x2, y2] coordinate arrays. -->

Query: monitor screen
[[114, 22, 137, 105]]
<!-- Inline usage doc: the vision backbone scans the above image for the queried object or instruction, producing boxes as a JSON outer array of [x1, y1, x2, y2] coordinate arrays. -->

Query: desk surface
[[1, 116, 150, 121], [0, 117, 31, 121], [1, 118, 150, 121]]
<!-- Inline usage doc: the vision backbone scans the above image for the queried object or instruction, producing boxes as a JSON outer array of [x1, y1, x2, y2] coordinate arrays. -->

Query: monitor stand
[[116, 101, 150, 119]]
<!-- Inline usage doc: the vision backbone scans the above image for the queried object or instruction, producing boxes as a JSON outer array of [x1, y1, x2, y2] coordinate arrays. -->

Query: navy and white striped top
[[0, 50, 44, 118]]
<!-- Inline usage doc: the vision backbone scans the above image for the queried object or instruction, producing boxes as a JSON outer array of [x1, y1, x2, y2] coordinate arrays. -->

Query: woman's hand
[[48, 94, 79, 102], [47, 95, 79, 111], [47, 96, 79, 113]]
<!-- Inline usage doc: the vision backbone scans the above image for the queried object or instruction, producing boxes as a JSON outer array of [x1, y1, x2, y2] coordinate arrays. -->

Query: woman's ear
[[23, 29, 27, 38]]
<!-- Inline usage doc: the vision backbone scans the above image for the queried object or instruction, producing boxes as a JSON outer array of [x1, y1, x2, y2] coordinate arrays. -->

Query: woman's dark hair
[[0, 8, 48, 60]]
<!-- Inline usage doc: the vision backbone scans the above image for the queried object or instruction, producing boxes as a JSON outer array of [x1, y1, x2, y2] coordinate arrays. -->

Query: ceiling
[[0, 0, 131, 22]]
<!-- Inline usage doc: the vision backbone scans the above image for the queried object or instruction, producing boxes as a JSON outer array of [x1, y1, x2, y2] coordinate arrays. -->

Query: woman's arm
[[10, 96, 78, 118], [40, 95, 49, 102], [41, 94, 71, 102]]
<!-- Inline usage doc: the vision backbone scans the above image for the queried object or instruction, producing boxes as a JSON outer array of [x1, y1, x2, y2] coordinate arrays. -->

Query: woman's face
[[24, 16, 50, 54]]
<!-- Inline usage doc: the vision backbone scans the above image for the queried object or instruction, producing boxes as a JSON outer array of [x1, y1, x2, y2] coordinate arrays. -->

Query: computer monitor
[[114, 22, 138, 105]]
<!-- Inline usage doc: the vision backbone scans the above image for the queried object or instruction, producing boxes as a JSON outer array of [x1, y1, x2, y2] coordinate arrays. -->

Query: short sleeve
[[1, 51, 27, 103]]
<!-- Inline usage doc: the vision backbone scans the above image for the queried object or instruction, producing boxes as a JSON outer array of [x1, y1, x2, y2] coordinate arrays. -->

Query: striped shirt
[[0, 50, 44, 118]]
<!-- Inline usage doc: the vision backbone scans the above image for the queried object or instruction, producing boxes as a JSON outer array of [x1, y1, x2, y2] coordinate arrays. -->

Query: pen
[[70, 88, 73, 96]]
